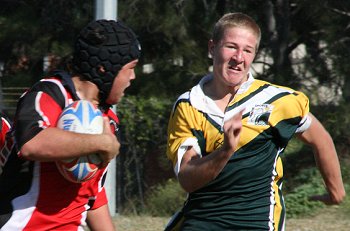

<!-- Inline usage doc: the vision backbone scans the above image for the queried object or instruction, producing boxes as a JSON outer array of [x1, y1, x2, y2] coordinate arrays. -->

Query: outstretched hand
[[309, 193, 342, 205]]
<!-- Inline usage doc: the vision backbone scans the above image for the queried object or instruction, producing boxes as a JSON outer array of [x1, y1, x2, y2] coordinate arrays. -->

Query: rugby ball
[[55, 100, 103, 183]]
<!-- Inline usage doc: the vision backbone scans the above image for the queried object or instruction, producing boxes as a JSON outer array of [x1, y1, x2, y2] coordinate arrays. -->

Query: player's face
[[106, 59, 138, 104], [209, 26, 257, 90]]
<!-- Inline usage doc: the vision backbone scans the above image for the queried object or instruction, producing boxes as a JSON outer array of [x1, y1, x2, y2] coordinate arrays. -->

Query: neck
[[203, 81, 237, 113], [71, 76, 100, 106]]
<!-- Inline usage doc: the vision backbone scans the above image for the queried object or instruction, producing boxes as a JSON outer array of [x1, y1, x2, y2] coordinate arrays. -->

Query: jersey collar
[[189, 72, 255, 117]]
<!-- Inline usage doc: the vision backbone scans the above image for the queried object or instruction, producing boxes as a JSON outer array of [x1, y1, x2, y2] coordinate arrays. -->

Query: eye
[[225, 44, 237, 50]]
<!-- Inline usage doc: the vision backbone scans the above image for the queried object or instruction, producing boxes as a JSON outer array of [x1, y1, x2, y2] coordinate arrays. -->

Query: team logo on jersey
[[247, 104, 274, 126]]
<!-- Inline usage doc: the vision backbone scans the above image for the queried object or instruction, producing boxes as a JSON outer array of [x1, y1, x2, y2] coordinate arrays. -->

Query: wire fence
[[1, 87, 27, 118]]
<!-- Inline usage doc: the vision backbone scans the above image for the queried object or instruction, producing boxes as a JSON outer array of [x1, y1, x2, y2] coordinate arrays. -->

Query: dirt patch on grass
[[114, 215, 168, 231], [113, 206, 349, 231], [286, 206, 350, 231]]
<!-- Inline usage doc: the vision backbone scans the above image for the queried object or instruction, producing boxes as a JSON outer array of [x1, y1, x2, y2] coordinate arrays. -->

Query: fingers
[[309, 194, 330, 204], [99, 116, 120, 167], [222, 110, 243, 153], [102, 116, 112, 135], [309, 193, 342, 205], [100, 138, 120, 167], [223, 110, 243, 135]]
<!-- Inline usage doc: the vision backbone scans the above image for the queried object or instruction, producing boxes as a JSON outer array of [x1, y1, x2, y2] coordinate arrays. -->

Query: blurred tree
[[1, 0, 349, 102], [0, 0, 92, 86]]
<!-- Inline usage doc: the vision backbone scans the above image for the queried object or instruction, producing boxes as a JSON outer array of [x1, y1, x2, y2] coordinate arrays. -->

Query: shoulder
[[171, 91, 191, 112], [1, 116, 11, 130], [0, 116, 11, 139], [176, 91, 191, 103], [253, 79, 309, 100], [25, 77, 72, 109]]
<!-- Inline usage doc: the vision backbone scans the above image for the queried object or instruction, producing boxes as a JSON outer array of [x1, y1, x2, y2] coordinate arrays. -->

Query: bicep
[[297, 113, 333, 153]]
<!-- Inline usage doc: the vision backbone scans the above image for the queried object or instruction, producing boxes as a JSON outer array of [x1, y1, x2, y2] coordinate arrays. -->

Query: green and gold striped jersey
[[167, 73, 310, 230]]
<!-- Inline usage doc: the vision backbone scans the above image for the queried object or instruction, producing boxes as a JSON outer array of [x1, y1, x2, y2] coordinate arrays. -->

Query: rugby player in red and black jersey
[[0, 114, 13, 176], [0, 20, 141, 231]]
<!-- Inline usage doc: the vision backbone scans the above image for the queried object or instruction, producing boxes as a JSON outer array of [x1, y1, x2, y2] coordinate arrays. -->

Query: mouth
[[228, 64, 242, 72]]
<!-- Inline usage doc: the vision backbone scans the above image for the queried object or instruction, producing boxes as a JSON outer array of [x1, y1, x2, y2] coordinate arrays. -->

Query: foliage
[[1, 0, 350, 100], [284, 168, 326, 218], [116, 96, 173, 213], [144, 178, 187, 217], [0, 0, 92, 84]]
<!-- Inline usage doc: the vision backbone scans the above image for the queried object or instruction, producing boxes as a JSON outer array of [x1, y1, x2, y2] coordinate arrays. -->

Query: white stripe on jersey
[[35, 92, 51, 129], [1, 162, 40, 230]]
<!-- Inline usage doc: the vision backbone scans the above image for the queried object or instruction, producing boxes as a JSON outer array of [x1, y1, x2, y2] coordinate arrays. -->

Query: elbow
[[20, 141, 50, 161], [178, 178, 196, 193], [178, 172, 213, 193], [20, 142, 37, 160], [178, 173, 201, 193]]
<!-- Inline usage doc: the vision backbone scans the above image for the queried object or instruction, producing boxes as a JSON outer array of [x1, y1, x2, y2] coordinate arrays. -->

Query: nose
[[232, 50, 243, 63]]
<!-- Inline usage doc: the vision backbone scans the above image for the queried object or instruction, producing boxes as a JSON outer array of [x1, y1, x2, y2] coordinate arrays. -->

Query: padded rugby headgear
[[72, 19, 141, 106]]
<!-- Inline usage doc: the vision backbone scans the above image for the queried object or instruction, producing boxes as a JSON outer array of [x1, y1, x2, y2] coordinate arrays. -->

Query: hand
[[309, 193, 343, 205], [221, 110, 243, 154], [99, 117, 120, 167]]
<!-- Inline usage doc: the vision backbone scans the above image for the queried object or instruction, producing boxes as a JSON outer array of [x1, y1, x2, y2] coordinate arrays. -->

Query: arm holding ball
[[20, 115, 120, 166]]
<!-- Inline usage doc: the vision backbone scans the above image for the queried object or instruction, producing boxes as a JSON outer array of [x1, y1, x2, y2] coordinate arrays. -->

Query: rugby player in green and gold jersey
[[166, 12, 345, 231]]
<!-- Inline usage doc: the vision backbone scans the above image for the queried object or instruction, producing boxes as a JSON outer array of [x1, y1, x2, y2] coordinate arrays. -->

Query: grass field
[[113, 204, 350, 231]]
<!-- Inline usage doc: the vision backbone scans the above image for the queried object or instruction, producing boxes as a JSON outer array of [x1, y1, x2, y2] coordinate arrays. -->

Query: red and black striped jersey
[[0, 116, 13, 175], [0, 71, 119, 231]]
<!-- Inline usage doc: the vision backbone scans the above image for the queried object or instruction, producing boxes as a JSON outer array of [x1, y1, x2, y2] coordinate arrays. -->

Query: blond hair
[[212, 12, 261, 51]]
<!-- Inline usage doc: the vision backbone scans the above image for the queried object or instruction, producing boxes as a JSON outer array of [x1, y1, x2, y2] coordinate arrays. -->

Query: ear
[[97, 65, 106, 74]]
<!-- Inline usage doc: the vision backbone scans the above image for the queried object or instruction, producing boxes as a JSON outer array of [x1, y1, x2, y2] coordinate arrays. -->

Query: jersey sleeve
[[167, 99, 202, 175], [89, 187, 108, 210], [269, 89, 310, 146], [14, 81, 65, 149]]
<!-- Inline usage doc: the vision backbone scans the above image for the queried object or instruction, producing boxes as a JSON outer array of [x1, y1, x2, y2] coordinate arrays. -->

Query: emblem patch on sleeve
[[247, 104, 274, 126]]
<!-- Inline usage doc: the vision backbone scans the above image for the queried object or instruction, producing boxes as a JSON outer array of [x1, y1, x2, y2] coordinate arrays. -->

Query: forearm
[[177, 110, 242, 193], [20, 127, 115, 161], [312, 135, 345, 203], [298, 113, 346, 204], [178, 147, 232, 193]]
